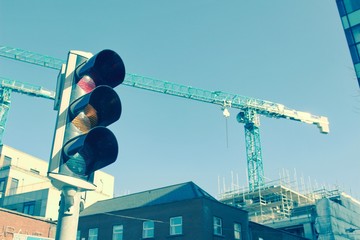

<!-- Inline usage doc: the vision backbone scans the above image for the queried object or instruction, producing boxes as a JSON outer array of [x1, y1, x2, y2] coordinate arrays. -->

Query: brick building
[[0, 207, 56, 240], [78, 182, 307, 240]]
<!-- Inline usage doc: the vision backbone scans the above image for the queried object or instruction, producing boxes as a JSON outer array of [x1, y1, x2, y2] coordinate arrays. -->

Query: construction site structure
[[0, 77, 55, 145], [0, 45, 330, 192], [219, 172, 360, 239]]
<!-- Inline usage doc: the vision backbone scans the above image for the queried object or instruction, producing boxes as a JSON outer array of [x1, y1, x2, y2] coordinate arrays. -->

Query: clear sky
[[0, 0, 359, 199]]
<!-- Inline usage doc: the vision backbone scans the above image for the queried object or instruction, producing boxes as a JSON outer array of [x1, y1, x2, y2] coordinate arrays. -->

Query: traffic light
[[48, 49, 125, 191]]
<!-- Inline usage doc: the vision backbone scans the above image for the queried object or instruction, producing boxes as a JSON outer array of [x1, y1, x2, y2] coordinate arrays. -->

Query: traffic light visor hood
[[69, 85, 121, 131], [63, 126, 118, 175], [76, 49, 125, 88]]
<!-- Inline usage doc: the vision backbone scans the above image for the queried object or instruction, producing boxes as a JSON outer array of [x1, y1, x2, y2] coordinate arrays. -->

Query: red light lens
[[78, 75, 96, 93]]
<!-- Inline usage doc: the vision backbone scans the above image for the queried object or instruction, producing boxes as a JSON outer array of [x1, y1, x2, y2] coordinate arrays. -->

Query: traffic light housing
[[48, 49, 125, 191]]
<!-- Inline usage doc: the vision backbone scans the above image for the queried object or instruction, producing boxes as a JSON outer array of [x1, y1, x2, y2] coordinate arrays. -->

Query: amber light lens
[[71, 104, 98, 133]]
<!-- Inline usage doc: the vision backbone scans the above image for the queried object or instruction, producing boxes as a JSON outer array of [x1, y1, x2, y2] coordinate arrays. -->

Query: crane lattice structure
[[0, 45, 329, 191], [0, 76, 55, 145]]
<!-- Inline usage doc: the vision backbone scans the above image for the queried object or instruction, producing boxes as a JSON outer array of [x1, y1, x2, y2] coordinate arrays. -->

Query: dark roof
[[81, 181, 216, 217]]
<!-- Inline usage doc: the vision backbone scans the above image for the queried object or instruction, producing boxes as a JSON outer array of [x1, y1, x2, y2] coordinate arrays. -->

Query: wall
[[0, 145, 48, 176], [79, 198, 208, 240], [5, 168, 51, 196], [249, 222, 308, 240], [0, 208, 56, 240], [85, 170, 114, 207], [315, 194, 360, 239], [204, 198, 250, 239], [78, 198, 251, 240], [0, 144, 115, 221]]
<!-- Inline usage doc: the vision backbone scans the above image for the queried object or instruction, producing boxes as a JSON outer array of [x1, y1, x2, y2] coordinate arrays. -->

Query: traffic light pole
[[55, 187, 81, 240]]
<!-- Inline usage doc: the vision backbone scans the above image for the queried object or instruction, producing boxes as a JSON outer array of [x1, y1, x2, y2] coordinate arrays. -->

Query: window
[[345, 29, 354, 45], [88, 228, 98, 240], [142, 221, 154, 238], [350, 45, 360, 64], [352, 25, 360, 44], [234, 223, 242, 239], [213, 216, 222, 236], [170, 216, 182, 235], [112, 225, 123, 240], [349, 11, 360, 27], [30, 168, 40, 175], [9, 178, 18, 195], [337, 0, 346, 16], [0, 178, 6, 194], [76, 230, 81, 240], [3, 156, 11, 166], [344, 0, 360, 13], [23, 201, 35, 215]]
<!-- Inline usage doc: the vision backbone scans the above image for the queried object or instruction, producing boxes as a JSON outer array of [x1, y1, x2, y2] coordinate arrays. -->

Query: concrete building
[[78, 182, 307, 240], [0, 145, 114, 221], [219, 179, 360, 239]]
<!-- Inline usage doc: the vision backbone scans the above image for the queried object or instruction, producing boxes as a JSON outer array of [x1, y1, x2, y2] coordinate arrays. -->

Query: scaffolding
[[218, 172, 360, 239], [219, 180, 315, 223], [218, 170, 350, 223]]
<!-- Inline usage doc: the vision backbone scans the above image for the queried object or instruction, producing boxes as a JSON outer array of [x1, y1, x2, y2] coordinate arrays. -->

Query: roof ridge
[[108, 181, 194, 201], [81, 181, 215, 217], [189, 182, 216, 200]]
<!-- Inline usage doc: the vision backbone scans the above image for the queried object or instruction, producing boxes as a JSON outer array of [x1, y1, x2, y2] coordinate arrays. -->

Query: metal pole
[[55, 186, 81, 240]]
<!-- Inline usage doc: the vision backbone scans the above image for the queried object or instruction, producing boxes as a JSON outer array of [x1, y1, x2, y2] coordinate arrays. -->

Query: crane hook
[[222, 100, 231, 118], [221, 101, 231, 148]]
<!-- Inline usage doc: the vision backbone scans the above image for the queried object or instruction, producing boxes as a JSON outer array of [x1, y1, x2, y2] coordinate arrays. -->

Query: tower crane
[[0, 76, 55, 145], [0, 45, 329, 191]]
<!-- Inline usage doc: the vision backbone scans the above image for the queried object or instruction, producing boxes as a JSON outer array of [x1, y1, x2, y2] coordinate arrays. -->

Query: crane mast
[[0, 87, 11, 146], [0, 45, 329, 191], [0, 77, 55, 145]]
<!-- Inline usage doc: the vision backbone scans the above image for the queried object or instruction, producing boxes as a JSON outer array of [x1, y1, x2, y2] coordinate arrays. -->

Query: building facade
[[78, 182, 307, 240], [0, 145, 115, 220], [0, 207, 56, 240], [336, 0, 360, 87]]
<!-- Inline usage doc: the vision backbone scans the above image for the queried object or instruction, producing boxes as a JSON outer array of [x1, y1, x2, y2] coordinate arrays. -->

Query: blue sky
[[0, 1, 359, 199]]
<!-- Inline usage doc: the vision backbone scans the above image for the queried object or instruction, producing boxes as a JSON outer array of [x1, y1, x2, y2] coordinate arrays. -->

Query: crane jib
[[0, 45, 330, 191]]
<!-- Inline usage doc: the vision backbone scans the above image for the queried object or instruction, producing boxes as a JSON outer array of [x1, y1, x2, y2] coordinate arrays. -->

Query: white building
[[0, 145, 114, 221]]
